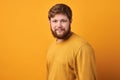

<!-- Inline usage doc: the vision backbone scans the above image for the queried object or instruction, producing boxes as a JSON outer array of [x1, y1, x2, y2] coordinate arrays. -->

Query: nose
[[56, 21, 62, 28]]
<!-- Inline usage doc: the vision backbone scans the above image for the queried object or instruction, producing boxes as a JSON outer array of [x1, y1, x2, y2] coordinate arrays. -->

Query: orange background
[[0, 0, 120, 80]]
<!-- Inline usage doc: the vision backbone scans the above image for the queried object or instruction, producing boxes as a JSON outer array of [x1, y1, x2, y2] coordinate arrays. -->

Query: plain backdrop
[[0, 0, 120, 80]]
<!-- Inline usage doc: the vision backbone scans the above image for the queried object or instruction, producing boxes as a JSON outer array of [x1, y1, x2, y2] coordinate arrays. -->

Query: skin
[[49, 14, 72, 42]]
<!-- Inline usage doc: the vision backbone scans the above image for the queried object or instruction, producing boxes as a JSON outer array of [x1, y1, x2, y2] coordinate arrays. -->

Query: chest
[[47, 45, 75, 67]]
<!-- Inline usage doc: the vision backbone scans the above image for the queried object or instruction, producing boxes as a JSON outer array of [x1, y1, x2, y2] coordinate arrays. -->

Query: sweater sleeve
[[76, 43, 96, 80]]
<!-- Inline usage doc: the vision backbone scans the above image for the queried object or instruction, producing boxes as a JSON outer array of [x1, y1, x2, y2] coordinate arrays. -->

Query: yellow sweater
[[47, 33, 96, 80]]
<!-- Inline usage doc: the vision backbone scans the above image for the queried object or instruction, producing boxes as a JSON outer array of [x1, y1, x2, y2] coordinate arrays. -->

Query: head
[[48, 4, 72, 40]]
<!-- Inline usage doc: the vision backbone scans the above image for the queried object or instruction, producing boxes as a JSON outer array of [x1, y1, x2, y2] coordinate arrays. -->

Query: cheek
[[50, 23, 55, 30], [50, 25, 55, 31], [64, 24, 70, 30]]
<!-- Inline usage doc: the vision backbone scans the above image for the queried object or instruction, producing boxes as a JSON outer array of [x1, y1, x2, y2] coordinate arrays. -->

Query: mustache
[[55, 28, 65, 31]]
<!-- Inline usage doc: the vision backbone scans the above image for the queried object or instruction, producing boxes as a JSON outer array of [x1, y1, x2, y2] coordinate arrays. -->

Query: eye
[[61, 19, 67, 23], [52, 20, 57, 23]]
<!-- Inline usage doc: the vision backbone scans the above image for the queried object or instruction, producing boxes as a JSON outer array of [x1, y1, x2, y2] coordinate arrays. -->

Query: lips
[[55, 28, 65, 33]]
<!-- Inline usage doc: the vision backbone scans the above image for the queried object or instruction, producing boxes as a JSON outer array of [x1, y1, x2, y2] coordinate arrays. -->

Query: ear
[[70, 19, 72, 23], [48, 19, 51, 24]]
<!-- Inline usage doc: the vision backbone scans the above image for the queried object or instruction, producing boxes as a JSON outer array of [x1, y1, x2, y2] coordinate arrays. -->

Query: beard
[[50, 26, 71, 40]]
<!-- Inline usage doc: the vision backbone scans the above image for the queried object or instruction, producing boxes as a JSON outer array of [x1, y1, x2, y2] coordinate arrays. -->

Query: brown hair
[[48, 4, 72, 21]]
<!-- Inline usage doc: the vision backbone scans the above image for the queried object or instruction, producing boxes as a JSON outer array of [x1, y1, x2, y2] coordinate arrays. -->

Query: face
[[49, 14, 71, 39]]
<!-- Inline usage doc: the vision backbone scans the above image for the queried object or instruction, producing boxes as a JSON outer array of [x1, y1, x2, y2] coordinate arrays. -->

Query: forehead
[[51, 14, 68, 20]]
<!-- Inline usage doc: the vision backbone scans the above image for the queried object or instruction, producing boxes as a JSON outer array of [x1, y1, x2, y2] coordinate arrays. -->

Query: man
[[47, 3, 96, 80]]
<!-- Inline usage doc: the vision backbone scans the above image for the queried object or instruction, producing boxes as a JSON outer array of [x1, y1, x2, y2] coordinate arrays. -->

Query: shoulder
[[69, 33, 88, 47], [47, 39, 56, 51], [69, 33, 94, 53]]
